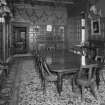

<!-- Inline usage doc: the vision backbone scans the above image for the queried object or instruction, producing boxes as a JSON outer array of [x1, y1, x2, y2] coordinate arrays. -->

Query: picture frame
[[91, 18, 101, 35]]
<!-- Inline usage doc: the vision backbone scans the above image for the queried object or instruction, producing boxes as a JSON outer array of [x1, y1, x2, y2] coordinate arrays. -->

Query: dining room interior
[[0, 0, 105, 105]]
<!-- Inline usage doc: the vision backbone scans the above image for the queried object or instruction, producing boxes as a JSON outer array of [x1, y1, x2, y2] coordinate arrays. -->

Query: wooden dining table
[[51, 68, 79, 95], [40, 48, 105, 95], [49, 50, 81, 95]]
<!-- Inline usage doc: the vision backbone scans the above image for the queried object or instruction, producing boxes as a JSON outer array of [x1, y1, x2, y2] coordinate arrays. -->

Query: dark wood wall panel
[[66, 16, 81, 49]]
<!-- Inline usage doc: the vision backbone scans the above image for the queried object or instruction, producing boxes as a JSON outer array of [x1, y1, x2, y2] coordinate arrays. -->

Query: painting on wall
[[91, 18, 101, 35]]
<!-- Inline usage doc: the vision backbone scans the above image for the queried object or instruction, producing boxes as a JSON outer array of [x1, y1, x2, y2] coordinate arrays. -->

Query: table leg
[[96, 69, 100, 89], [4, 68, 8, 77], [57, 72, 63, 95]]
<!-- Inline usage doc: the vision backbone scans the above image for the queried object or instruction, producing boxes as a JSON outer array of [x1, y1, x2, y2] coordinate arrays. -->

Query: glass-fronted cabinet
[[29, 25, 65, 51]]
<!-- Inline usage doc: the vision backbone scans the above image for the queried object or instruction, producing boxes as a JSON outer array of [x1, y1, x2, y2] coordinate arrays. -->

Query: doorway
[[13, 26, 27, 54]]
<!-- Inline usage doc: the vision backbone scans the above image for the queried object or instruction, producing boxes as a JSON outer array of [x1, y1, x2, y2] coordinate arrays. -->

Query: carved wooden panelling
[[66, 17, 81, 49]]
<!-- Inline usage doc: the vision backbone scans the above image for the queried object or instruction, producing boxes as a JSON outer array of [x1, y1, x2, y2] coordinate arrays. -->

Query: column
[[81, 12, 86, 66], [3, 17, 6, 62]]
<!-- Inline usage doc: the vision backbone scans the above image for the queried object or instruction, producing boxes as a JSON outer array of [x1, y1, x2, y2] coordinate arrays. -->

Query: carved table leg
[[57, 72, 63, 95], [96, 69, 100, 89]]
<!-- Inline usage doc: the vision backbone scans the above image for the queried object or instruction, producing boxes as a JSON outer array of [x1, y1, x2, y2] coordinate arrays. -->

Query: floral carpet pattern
[[0, 60, 21, 105], [1, 57, 105, 105], [18, 58, 105, 105]]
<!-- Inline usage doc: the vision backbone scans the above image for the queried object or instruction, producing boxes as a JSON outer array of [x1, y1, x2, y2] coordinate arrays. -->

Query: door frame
[[11, 22, 29, 54]]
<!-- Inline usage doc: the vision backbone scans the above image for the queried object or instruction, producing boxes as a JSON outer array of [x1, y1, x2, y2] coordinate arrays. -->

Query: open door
[[13, 26, 27, 54]]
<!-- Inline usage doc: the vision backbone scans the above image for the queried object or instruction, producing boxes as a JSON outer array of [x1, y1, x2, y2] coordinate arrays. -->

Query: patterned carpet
[[0, 60, 21, 105], [1, 57, 105, 105]]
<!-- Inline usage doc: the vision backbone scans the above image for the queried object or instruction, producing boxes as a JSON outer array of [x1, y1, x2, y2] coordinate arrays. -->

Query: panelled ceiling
[[6, 0, 99, 17], [6, 0, 99, 7], [6, 0, 88, 7]]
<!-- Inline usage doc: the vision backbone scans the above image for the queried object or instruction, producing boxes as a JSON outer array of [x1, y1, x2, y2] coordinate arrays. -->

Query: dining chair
[[72, 64, 98, 101], [0, 63, 8, 78], [0, 64, 8, 90], [95, 55, 105, 86], [95, 56, 104, 63], [40, 58, 57, 94]]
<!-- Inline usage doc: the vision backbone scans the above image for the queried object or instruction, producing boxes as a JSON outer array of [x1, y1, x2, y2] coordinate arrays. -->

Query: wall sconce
[[0, 0, 7, 6], [0, 16, 5, 22], [46, 25, 52, 32], [0, 0, 11, 23]]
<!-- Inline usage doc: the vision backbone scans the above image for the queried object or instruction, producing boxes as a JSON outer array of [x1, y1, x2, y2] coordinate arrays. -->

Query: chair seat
[[45, 74, 57, 82], [77, 78, 95, 87]]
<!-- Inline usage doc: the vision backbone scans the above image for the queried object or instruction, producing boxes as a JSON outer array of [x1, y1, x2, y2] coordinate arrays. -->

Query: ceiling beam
[[35, 0, 74, 4]]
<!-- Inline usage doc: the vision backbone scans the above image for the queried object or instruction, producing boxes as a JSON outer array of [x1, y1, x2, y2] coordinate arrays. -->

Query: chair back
[[41, 58, 57, 81], [78, 64, 98, 81], [42, 59, 52, 75]]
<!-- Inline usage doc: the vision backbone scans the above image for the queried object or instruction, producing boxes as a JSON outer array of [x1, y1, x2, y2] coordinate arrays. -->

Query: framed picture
[[91, 18, 101, 35]]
